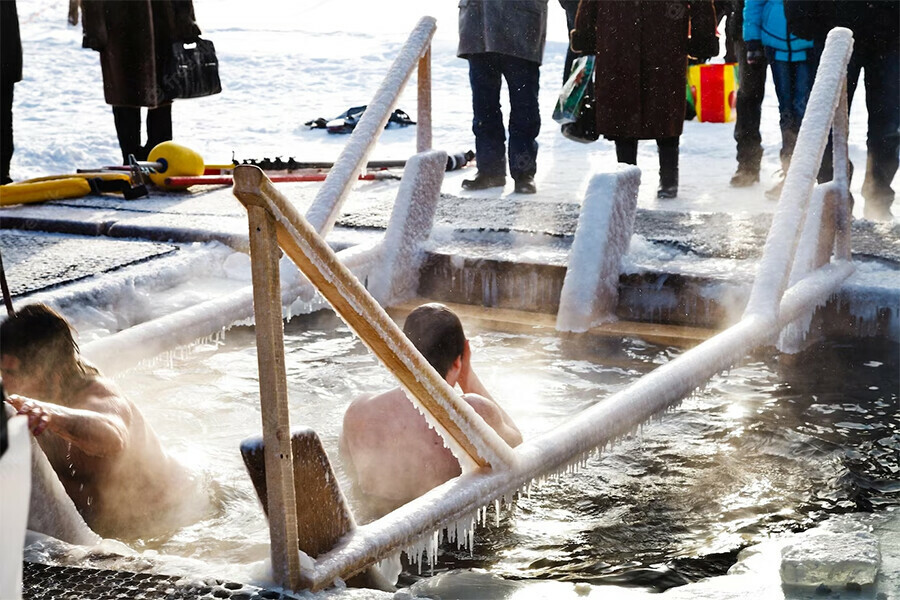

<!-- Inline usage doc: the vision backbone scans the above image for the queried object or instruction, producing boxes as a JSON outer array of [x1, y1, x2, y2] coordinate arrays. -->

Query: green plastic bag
[[553, 55, 596, 125]]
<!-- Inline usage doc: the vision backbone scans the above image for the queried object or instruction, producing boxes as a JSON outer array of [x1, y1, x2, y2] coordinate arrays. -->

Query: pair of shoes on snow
[[730, 168, 759, 187], [461, 172, 537, 194]]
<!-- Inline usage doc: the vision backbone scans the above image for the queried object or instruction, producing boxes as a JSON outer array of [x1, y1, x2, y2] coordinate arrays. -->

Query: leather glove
[[745, 39, 764, 65]]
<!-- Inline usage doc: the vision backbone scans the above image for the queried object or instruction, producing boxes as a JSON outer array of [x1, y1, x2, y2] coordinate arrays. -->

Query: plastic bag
[[552, 55, 595, 125]]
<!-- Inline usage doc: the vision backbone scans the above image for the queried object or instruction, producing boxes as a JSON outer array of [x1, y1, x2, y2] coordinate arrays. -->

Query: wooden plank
[[240, 429, 355, 558], [389, 298, 716, 347], [245, 205, 304, 589], [233, 165, 516, 473]]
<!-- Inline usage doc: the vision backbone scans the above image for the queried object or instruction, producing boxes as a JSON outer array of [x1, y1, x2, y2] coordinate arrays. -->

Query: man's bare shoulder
[[73, 377, 134, 417]]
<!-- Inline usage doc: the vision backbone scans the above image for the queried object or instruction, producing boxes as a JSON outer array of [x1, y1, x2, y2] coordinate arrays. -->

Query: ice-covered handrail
[[305, 16, 436, 236], [743, 27, 853, 318]]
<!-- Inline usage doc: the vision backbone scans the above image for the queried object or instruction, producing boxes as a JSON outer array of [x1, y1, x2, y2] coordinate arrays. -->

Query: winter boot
[[113, 106, 142, 165], [657, 137, 679, 199], [143, 104, 173, 160]]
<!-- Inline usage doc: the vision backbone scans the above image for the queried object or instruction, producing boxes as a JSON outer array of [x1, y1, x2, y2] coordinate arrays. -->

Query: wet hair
[[0, 304, 94, 378], [402, 303, 465, 378]]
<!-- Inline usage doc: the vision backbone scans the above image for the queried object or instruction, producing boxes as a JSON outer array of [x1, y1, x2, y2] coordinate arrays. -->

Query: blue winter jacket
[[743, 0, 813, 61]]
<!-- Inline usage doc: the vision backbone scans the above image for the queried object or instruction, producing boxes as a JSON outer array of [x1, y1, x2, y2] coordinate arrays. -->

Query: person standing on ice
[[743, 0, 814, 200], [1, 304, 209, 539], [340, 303, 522, 520], [570, 0, 718, 199], [458, 0, 548, 195], [1, 0, 22, 184], [784, 0, 899, 222], [79, 0, 202, 164]]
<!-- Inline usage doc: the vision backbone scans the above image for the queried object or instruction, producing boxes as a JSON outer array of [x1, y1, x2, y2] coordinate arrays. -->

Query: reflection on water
[[116, 312, 897, 591]]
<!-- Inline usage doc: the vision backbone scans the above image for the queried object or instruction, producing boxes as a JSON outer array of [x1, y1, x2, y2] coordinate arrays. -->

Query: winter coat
[[570, 0, 719, 141], [1, 0, 22, 89], [458, 0, 549, 65], [743, 0, 812, 62], [783, 1, 899, 55], [81, 0, 201, 107]]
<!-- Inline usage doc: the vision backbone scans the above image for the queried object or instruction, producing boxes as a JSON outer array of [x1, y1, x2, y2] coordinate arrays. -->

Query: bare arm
[[6, 391, 129, 457], [457, 341, 522, 447]]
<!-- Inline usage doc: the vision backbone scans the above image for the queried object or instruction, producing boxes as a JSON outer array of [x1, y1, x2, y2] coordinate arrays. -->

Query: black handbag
[[167, 37, 222, 99]]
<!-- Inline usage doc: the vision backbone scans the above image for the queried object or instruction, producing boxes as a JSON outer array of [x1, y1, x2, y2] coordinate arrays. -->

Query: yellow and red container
[[688, 63, 738, 123]]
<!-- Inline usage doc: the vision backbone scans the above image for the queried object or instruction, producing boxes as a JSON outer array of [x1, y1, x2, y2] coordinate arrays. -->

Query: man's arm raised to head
[[462, 393, 523, 448], [6, 385, 130, 457]]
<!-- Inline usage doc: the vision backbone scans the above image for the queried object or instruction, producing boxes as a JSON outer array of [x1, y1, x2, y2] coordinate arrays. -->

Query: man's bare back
[[1, 304, 207, 540], [6, 376, 203, 539], [340, 304, 521, 519]]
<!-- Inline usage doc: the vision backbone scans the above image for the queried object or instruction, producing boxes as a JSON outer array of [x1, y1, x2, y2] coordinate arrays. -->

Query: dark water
[[408, 331, 899, 592]]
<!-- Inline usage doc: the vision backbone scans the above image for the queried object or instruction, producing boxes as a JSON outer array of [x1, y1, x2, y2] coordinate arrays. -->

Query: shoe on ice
[[730, 168, 759, 187], [657, 183, 678, 199], [513, 176, 536, 194], [765, 180, 784, 201], [461, 172, 506, 191]]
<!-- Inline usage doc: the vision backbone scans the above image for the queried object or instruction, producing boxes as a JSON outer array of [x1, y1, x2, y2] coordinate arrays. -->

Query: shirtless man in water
[[340, 303, 522, 519], [1, 304, 203, 539]]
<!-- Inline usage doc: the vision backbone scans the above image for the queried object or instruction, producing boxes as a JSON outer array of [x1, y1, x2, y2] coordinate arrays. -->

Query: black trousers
[[614, 136, 679, 185], [1, 80, 14, 184], [112, 104, 173, 164], [733, 39, 767, 173]]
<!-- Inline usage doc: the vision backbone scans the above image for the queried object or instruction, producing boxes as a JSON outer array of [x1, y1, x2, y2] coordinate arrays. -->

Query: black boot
[[615, 138, 638, 165], [462, 171, 506, 190], [113, 106, 142, 165], [657, 137, 679, 199], [143, 104, 173, 159]]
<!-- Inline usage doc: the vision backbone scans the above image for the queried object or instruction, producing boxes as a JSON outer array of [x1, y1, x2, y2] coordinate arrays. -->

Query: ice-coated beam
[[556, 166, 641, 332], [234, 166, 517, 473], [305, 16, 436, 236], [368, 150, 446, 305], [744, 28, 853, 319], [309, 261, 854, 588], [81, 242, 382, 375]]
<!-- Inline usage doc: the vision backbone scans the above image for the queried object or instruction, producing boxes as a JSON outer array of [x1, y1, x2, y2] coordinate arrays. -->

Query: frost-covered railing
[[233, 27, 857, 593], [305, 16, 436, 236]]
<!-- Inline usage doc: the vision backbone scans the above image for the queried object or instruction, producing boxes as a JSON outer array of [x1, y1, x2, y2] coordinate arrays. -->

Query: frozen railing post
[[744, 27, 854, 322], [556, 166, 641, 332], [368, 149, 447, 305], [305, 16, 437, 237]]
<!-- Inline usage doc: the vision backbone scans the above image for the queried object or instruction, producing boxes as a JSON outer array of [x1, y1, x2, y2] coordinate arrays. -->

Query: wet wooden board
[[389, 298, 717, 347]]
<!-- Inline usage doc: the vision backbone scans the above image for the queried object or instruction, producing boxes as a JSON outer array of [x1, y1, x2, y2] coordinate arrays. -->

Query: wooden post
[[416, 47, 432, 153], [245, 204, 303, 590]]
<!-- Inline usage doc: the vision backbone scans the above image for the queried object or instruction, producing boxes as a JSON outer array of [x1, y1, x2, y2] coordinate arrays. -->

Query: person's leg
[[859, 42, 899, 220], [112, 106, 143, 165], [502, 55, 541, 192], [766, 54, 795, 173], [614, 138, 638, 165], [657, 136, 679, 198], [559, 0, 580, 83], [731, 37, 766, 185], [143, 103, 173, 159], [463, 53, 506, 189], [1, 80, 14, 184]]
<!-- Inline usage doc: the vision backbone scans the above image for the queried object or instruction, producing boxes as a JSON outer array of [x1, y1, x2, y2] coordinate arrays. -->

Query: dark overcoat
[[571, 0, 718, 140], [81, 0, 200, 107], [1, 0, 23, 89], [458, 0, 549, 65]]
